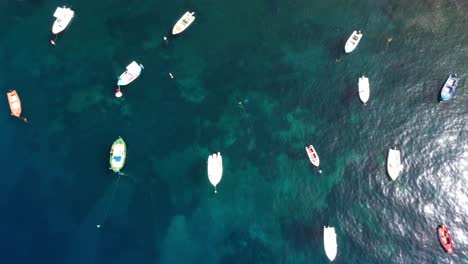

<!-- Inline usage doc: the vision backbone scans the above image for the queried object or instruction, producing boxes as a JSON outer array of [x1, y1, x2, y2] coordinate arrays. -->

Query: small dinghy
[[344, 30, 363, 53], [440, 74, 459, 101], [6, 90, 27, 122], [172, 11, 196, 35], [358, 76, 370, 105], [50, 6, 74, 44], [306, 145, 320, 167], [207, 152, 223, 193], [324, 226, 337, 261], [109, 137, 127, 173], [438, 224, 453, 254], [387, 147, 403, 180]]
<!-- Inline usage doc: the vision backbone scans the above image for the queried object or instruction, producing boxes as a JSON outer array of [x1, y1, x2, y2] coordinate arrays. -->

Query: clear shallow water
[[0, 0, 467, 263]]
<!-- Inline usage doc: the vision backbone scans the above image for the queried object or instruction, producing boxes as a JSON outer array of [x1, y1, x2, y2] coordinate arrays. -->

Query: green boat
[[109, 137, 127, 173]]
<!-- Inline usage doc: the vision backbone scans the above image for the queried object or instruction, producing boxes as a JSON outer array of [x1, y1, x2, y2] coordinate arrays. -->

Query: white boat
[[207, 152, 223, 193], [344, 30, 363, 53], [387, 147, 403, 180], [305, 145, 320, 167], [172, 11, 196, 35], [358, 76, 370, 105], [52, 6, 74, 34], [324, 226, 337, 261], [117, 61, 144, 86]]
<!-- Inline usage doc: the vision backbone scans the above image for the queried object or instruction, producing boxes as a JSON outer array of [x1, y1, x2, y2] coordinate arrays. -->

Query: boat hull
[[172, 11, 195, 35], [438, 225, 453, 254], [306, 145, 320, 167], [52, 7, 74, 34], [324, 226, 337, 261], [7, 90, 22, 118], [344, 30, 362, 53], [358, 76, 370, 104], [207, 152, 223, 190], [109, 137, 127, 173], [117, 62, 143, 86], [439, 74, 458, 101], [387, 147, 402, 180]]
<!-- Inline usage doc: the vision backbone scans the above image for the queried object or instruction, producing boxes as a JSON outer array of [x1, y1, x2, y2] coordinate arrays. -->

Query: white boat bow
[[172, 11, 196, 35], [344, 30, 363, 53], [52, 6, 74, 34], [324, 226, 337, 261], [207, 152, 223, 193], [358, 76, 370, 104], [387, 148, 403, 180], [117, 61, 144, 86]]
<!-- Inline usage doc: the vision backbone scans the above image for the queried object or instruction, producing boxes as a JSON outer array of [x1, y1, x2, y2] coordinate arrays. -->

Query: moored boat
[[117, 61, 144, 87], [387, 147, 403, 180], [440, 74, 459, 101], [344, 30, 363, 53], [438, 225, 453, 254], [207, 152, 223, 193], [358, 76, 370, 105], [50, 6, 74, 44], [306, 145, 320, 167], [109, 137, 127, 173], [6, 90, 27, 122], [172, 11, 196, 35], [324, 226, 337, 261]]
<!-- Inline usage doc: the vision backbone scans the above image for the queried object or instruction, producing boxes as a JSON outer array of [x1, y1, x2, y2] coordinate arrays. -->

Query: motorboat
[[324, 226, 337, 261], [117, 61, 144, 87], [438, 225, 453, 254], [387, 147, 403, 180], [344, 30, 363, 53], [6, 90, 27, 122], [109, 137, 127, 173], [172, 11, 196, 35], [52, 6, 74, 35], [305, 145, 320, 167], [440, 74, 459, 101], [358, 76, 370, 105], [207, 152, 223, 193]]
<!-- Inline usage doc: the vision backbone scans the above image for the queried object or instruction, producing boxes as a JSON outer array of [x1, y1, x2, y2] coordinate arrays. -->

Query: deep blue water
[[0, 0, 467, 263]]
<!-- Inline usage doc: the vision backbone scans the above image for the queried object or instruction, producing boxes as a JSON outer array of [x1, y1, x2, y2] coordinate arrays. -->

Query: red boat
[[305, 145, 320, 167], [438, 225, 453, 254]]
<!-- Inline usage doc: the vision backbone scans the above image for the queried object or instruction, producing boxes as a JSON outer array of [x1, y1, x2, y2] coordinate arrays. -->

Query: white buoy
[[207, 152, 223, 193], [115, 87, 123, 98], [97, 225, 101, 228], [163, 36, 167, 41]]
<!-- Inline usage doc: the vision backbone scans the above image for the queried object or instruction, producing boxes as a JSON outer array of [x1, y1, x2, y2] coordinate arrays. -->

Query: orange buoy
[[7, 90, 27, 122]]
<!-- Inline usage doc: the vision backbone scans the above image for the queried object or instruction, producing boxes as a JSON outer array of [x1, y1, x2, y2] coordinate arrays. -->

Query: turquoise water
[[0, 0, 467, 263]]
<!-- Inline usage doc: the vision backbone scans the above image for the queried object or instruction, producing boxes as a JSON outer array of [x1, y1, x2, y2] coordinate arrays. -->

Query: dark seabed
[[0, 0, 467, 263]]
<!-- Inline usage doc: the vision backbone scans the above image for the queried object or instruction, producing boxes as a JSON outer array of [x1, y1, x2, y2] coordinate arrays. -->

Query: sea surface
[[0, 0, 467, 263]]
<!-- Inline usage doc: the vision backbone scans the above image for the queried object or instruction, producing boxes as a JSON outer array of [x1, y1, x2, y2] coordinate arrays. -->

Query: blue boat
[[440, 74, 459, 101]]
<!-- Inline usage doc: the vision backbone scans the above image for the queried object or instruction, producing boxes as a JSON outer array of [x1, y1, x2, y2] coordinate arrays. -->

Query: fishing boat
[[6, 90, 27, 122], [305, 145, 320, 167], [438, 225, 453, 254], [387, 147, 403, 180], [358, 76, 370, 105], [207, 152, 223, 193], [344, 30, 363, 53], [439, 74, 459, 101], [117, 61, 144, 87], [109, 137, 127, 173], [324, 226, 337, 261], [172, 11, 196, 35], [51, 6, 74, 45]]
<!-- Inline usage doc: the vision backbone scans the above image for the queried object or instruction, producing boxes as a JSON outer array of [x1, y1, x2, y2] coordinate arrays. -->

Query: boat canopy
[[53, 7, 70, 19], [126, 61, 141, 74]]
